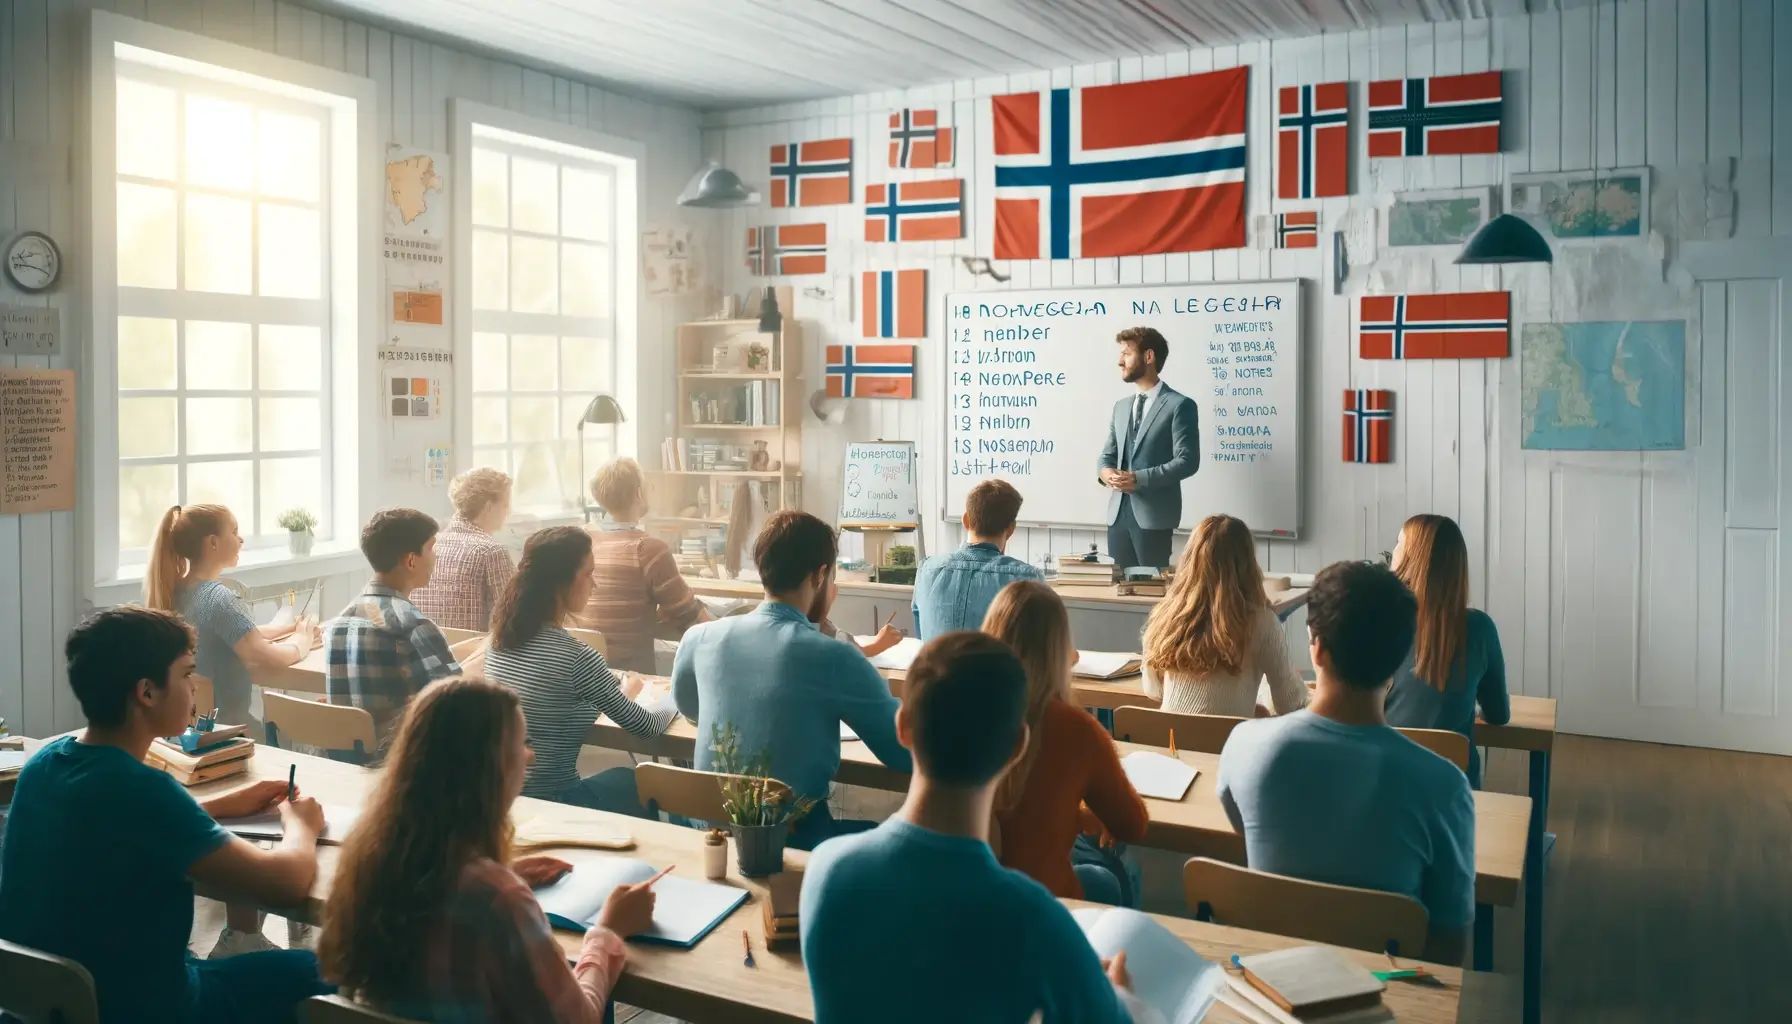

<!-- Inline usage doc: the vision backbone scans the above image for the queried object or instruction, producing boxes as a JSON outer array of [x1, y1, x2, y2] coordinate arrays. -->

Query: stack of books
[[1056, 558, 1118, 592], [762, 871, 801, 951], [148, 727, 255, 786], [1116, 577, 1167, 598]]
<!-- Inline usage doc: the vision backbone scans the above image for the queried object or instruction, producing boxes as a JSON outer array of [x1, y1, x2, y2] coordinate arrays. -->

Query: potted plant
[[277, 508, 318, 557], [710, 722, 815, 877]]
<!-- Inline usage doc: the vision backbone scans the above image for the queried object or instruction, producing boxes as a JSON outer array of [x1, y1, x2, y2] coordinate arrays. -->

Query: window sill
[[93, 541, 368, 609]]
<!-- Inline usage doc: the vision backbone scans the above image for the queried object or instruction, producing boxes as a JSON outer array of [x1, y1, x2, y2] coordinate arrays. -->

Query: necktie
[[1124, 394, 1145, 469]]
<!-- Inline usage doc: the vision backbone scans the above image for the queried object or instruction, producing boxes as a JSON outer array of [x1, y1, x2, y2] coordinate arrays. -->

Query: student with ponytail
[[483, 526, 674, 815]]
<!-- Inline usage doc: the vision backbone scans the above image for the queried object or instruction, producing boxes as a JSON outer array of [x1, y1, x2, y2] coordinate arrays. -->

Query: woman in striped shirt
[[485, 526, 675, 815]]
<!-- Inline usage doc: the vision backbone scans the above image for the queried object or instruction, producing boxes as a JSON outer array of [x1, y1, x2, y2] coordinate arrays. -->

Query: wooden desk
[[190, 744, 1463, 1024], [688, 573, 1311, 615], [253, 647, 329, 695]]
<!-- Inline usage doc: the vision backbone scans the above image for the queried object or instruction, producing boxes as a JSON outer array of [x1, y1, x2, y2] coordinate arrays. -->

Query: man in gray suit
[[1096, 327, 1200, 570]]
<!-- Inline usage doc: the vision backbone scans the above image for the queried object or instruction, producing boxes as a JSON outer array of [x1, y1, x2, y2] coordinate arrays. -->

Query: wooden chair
[[0, 938, 99, 1024], [449, 635, 489, 677], [1112, 706, 1247, 754], [635, 762, 792, 824], [262, 692, 378, 764], [1396, 728, 1470, 771], [566, 627, 608, 658], [300, 995, 421, 1024], [1183, 858, 1430, 958], [438, 627, 484, 647]]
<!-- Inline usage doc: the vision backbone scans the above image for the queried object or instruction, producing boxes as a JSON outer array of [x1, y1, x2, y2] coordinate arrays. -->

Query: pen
[[881, 609, 898, 630], [1169, 728, 1177, 756], [286, 764, 296, 801], [742, 928, 756, 968], [645, 864, 676, 888]]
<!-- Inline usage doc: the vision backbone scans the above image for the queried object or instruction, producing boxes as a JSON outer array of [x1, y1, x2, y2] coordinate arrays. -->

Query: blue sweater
[[672, 601, 911, 800], [911, 542, 1043, 639], [1384, 608, 1509, 785]]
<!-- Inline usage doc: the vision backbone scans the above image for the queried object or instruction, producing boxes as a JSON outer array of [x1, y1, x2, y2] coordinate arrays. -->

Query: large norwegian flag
[[1359, 292, 1510, 359], [1278, 82, 1349, 199], [745, 224, 828, 276], [1368, 72, 1503, 157], [862, 269, 926, 339], [1343, 389, 1394, 463], [769, 139, 853, 207], [990, 67, 1248, 259], [889, 108, 954, 168], [826, 344, 915, 399], [864, 180, 964, 242]]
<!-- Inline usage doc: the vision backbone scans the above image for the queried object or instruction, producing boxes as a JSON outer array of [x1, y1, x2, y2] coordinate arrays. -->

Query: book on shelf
[[685, 381, 782, 427]]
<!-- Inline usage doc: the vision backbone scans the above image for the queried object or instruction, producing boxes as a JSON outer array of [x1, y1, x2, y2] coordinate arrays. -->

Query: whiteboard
[[942, 281, 1303, 537], [840, 441, 920, 528]]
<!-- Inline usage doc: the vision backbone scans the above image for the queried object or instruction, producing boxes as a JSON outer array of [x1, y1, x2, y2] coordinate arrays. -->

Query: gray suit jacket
[[1097, 384, 1201, 529]]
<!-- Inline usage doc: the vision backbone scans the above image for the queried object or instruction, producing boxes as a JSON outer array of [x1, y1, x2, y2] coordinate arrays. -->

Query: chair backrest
[[635, 762, 792, 824], [1183, 858, 1430, 958], [0, 939, 100, 1024], [300, 995, 421, 1024], [262, 692, 378, 760], [565, 627, 608, 657], [1396, 728, 1470, 770], [1113, 706, 1247, 754], [438, 627, 484, 647], [449, 636, 489, 677]]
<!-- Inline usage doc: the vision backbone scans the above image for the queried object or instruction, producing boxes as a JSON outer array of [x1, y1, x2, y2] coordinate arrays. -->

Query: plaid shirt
[[324, 583, 461, 737], [410, 516, 516, 632]]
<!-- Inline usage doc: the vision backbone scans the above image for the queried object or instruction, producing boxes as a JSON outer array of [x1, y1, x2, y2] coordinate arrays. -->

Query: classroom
[[0, 0, 1788, 1021]]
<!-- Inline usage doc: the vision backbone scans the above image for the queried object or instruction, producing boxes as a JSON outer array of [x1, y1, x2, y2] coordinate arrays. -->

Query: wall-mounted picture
[[1507, 167, 1650, 242], [1521, 320, 1685, 450], [1384, 187, 1495, 248]]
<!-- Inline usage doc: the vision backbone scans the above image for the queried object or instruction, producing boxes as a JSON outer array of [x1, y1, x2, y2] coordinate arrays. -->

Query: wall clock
[[5, 231, 61, 293]]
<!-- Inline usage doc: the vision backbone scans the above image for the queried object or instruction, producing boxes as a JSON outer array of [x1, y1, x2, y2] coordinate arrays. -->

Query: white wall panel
[[1722, 528, 1778, 716], [1725, 279, 1780, 529]]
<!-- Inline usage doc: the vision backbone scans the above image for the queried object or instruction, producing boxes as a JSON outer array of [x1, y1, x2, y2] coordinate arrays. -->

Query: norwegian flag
[[1275, 211, 1318, 249], [1343, 389, 1394, 463], [1359, 292, 1510, 359], [1368, 72, 1503, 157], [862, 269, 926, 339], [745, 224, 827, 277], [990, 67, 1248, 259], [769, 139, 853, 207], [865, 180, 964, 242], [826, 344, 915, 399], [1278, 82, 1348, 199], [889, 108, 954, 168]]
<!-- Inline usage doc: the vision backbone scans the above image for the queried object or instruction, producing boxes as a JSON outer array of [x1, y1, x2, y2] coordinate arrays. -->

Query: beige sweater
[[1140, 605, 1309, 717]]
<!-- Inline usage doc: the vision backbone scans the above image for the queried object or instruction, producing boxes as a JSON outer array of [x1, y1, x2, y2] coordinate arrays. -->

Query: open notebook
[[533, 855, 748, 948], [1073, 651, 1142, 679], [862, 635, 923, 672], [1120, 751, 1197, 801], [1072, 907, 1222, 1024], [218, 804, 362, 845]]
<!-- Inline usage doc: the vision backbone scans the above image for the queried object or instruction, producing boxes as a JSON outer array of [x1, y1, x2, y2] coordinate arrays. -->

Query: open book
[[1072, 907, 1222, 1024], [218, 804, 362, 845], [532, 855, 748, 948], [1073, 651, 1142, 679]]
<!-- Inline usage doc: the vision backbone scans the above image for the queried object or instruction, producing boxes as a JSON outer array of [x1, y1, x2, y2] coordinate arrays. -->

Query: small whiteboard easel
[[839, 440, 926, 565]]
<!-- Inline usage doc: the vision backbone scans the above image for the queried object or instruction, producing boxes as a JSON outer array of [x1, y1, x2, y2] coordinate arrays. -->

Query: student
[[816, 574, 905, 659], [983, 581, 1148, 906], [409, 467, 516, 632], [1139, 514, 1307, 718], [323, 508, 461, 739], [673, 510, 912, 850], [485, 526, 673, 814], [570, 457, 708, 673], [1217, 560, 1475, 965], [801, 632, 1154, 1024], [912, 479, 1043, 639], [319, 677, 657, 1022], [0, 607, 331, 1023], [1387, 513, 1510, 787], [143, 503, 320, 737]]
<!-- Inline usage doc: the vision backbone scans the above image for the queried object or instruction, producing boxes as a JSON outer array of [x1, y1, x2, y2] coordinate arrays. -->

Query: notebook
[[533, 854, 749, 948], [1073, 651, 1142, 679], [861, 635, 923, 672], [0, 749, 29, 778], [1120, 751, 1198, 801], [218, 804, 361, 845], [1236, 946, 1385, 1016], [1221, 977, 1395, 1024], [1072, 907, 1222, 1024]]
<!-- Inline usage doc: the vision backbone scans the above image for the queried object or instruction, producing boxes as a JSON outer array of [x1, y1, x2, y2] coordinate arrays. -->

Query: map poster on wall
[[1, 369, 75, 514], [1522, 321, 1685, 450], [1508, 168, 1650, 243], [384, 145, 449, 333]]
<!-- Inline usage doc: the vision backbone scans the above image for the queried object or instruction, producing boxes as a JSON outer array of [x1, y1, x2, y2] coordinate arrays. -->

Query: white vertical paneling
[[1695, 281, 1729, 717], [1722, 529, 1778, 715], [1735, 0, 1773, 236], [1488, 10, 1531, 697], [1614, 0, 1648, 168], [1725, 278, 1780, 528], [1678, 0, 1707, 167], [1775, 0, 1792, 234], [1645, 0, 1679, 170], [1558, 3, 1594, 172], [0, 0, 27, 736], [1553, 469, 1643, 736], [1706, 0, 1742, 162], [1639, 471, 1698, 708], [1592, 0, 1617, 169]]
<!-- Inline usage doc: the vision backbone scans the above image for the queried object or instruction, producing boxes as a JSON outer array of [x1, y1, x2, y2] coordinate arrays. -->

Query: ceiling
[[319, 0, 1522, 110]]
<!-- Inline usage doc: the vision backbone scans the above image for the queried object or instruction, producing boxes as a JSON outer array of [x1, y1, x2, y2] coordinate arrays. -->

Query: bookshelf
[[645, 287, 803, 574]]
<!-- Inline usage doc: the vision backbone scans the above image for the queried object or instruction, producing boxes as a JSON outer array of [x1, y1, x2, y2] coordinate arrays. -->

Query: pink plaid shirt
[[411, 517, 515, 632]]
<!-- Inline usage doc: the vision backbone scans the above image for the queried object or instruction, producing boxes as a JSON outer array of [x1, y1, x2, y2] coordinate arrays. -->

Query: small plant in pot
[[710, 722, 815, 877], [277, 508, 318, 557]]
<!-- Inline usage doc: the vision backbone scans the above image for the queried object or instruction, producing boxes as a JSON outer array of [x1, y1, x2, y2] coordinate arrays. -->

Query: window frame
[[450, 100, 642, 520], [86, 12, 380, 598]]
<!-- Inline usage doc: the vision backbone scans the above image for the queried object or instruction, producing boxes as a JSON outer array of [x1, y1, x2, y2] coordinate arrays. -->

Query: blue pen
[[286, 764, 296, 801]]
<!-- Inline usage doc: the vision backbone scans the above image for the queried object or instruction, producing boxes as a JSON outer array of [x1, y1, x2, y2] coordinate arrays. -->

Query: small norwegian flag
[[1368, 72, 1503, 157], [1278, 82, 1348, 199], [1275, 211, 1318, 249], [865, 180, 964, 242], [1343, 389, 1394, 463], [745, 224, 827, 276], [769, 139, 853, 207], [826, 344, 915, 399], [889, 108, 954, 168], [1359, 292, 1510, 359], [862, 269, 926, 339]]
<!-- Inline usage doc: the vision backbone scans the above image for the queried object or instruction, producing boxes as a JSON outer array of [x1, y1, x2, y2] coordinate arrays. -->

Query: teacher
[[1095, 326, 1201, 571]]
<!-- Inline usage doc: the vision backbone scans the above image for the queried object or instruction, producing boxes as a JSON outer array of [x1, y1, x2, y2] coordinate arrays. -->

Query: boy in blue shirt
[[1218, 560, 1476, 966], [801, 631, 1154, 1024], [0, 606, 334, 1022], [911, 479, 1042, 638]]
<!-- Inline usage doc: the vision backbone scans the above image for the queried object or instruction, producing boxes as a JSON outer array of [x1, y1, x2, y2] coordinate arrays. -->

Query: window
[[456, 106, 640, 515]]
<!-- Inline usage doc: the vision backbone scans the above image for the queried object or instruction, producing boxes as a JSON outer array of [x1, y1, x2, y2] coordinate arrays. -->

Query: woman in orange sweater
[[982, 581, 1149, 905]]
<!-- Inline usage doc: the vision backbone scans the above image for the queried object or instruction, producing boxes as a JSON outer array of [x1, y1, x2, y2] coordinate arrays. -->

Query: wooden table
[[181, 743, 1464, 1024], [688, 573, 1312, 615]]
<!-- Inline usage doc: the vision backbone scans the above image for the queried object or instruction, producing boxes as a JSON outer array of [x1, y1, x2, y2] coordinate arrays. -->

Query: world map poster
[[1522, 320, 1685, 451]]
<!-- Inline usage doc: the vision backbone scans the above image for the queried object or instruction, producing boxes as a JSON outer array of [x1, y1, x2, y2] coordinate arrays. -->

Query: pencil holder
[[731, 823, 787, 877]]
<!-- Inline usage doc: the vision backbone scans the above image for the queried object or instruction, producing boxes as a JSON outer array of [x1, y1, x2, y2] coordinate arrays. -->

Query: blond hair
[[589, 457, 644, 517], [449, 467, 511, 521], [143, 504, 233, 612], [1141, 515, 1266, 678], [981, 581, 1073, 812], [1392, 514, 1469, 691]]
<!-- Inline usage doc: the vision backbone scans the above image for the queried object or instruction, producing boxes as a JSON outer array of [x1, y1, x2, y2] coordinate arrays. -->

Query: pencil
[[286, 764, 296, 800], [644, 864, 676, 888], [1169, 728, 1177, 756], [742, 928, 756, 968], [881, 609, 898, 629]]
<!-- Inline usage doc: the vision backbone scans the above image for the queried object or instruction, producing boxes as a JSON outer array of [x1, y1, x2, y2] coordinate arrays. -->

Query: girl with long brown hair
[[1139, 515, 1306, 717], [1387, 513, 1508, 786], [484, 526, 673, 814], [319, 677, 656, 1020], [983, 581, 1147, 904]]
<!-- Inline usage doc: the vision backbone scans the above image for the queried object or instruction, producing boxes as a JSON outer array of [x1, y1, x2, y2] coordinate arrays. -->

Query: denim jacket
[[911, 542, 1044, 639]]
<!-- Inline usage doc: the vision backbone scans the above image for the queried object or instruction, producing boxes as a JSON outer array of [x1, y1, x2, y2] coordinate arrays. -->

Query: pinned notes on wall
[[1, 368, 75, 514], [0, 305, 59, 356], [839, 441, 919, 529]]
